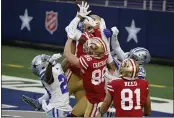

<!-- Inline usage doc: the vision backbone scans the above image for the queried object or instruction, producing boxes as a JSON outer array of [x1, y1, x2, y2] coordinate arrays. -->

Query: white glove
[[77, 1, 91, 17], [111, 26, 120, 51], [49, 53, 62, 65], [42, 100, 54, 112], [111, 26, 119, 37]]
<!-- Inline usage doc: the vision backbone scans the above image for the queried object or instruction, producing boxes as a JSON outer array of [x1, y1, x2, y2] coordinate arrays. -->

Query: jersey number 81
[[121, 88, 141, 110]]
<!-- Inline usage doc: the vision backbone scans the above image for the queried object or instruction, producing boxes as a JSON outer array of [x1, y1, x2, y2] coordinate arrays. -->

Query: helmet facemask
[[31, 55, 50, 76], [129, 47, 151, 65]]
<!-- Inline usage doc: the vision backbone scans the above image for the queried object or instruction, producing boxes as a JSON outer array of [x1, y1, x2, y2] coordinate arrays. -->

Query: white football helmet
[[129, 47, 151, 65], [31, 54, 50, 76]]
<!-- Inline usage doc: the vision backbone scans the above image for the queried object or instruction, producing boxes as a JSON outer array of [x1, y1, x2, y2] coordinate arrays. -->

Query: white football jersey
[[138, 65, 146, 79], [39, 63, 72, 111]]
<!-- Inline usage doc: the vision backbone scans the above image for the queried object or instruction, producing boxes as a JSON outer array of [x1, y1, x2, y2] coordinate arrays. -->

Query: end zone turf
[[2, 75, 174, 116]]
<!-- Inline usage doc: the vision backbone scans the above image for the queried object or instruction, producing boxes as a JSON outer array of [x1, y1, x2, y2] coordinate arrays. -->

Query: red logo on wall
[[45, 11, 58, 34]]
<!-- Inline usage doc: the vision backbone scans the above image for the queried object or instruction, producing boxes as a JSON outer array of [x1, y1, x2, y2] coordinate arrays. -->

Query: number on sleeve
[[84, 55, 92, 61], [121, 88, 141, 110], [58, 74, 68, 94]]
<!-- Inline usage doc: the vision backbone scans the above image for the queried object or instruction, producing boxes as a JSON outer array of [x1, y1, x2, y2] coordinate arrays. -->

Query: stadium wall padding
[[2, 0, 174, 58]]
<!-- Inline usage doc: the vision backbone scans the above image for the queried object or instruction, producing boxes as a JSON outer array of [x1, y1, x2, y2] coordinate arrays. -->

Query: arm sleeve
[[101, 31, 114, 64], [111, 36, 126, 61], [74, 30, 82, 41], [106, 81, 115, 96], [38, 92, 49, 104], [66, 16, 82, 40], [68, 16, 80, 28], [79, 56, 89, 70], [107, 53, 114, 64]]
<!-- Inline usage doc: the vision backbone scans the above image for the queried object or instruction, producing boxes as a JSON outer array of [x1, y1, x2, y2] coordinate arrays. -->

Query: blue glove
[[103, 29, 113, 38]]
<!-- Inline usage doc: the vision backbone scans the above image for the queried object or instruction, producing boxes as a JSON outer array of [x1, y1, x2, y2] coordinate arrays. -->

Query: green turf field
[[2, 45, 174, 100]]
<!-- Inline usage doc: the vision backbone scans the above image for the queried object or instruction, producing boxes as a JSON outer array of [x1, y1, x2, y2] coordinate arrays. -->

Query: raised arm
[[45, 62, 54, 85], [111, 27, 126, 61], [64, 38, 80, 68], [44, 54, 62, 85]]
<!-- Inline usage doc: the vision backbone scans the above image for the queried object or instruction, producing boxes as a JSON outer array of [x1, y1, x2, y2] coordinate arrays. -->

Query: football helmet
[[31, 54, 50, 76], [90, 14, 101, 25], [119, 58, 139, 80], [90, 14, 106, 30], [81, 16, 96, 32], [129, 47, 151, 65], [83, 37, 107, 59]]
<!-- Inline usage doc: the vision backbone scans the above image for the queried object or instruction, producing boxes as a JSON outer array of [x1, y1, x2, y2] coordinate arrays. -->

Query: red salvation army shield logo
[[45, 11, 58, 34]]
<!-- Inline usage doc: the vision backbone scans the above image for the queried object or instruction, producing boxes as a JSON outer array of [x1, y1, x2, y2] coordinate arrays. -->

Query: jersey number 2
[[58, 74, 68, 94], [121, 88, 141, 110]]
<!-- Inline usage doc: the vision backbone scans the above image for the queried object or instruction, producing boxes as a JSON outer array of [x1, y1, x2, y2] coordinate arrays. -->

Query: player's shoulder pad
[[79, 55, 92, 69], [83, 55, 93, 61], [110, 78, 122, 85]]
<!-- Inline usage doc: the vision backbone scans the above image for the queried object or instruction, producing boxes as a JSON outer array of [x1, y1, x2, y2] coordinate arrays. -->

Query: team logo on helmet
[[83, 37, 108, 59], [45, 11, 58, 34], [119, 58, 139, 80]]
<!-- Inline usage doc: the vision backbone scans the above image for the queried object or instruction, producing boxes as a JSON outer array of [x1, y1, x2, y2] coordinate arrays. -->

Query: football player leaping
[[96, 58, 151, 117], [22, 54, 72, 117], [64, 23, 109, 117], [62, 2, 97, 117], [63, 1, 116, 117], [104, 27, 151, 80]]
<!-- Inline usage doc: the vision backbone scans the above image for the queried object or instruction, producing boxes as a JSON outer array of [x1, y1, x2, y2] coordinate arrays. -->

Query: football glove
[[49, 53, 62, 65], [103, 29, 113, 38], [111, 26, 119, 37], [42, 100, 54, 112], [77, 1, 91, 17]]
